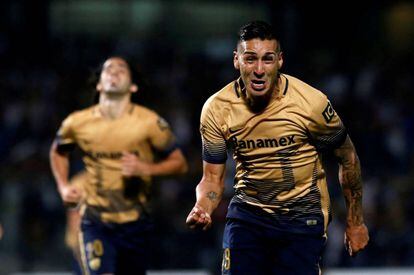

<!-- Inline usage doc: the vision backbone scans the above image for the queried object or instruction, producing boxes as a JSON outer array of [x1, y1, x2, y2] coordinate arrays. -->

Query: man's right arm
[[186, 161, 226, 231], [49, 140, 82, 205], [333, 135, 369, 256]]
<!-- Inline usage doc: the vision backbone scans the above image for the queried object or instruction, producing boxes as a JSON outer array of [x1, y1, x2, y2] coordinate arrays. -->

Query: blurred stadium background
[[0, 0, 413, 274]]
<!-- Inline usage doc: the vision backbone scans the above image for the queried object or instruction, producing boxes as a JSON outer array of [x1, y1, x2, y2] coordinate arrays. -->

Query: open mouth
[[251, 79, 266, 91], [109, 78, 119, 86]]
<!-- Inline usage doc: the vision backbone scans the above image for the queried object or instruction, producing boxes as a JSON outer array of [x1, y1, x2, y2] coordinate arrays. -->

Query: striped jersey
[[56, 104, 176, 224], [200, 74, 346, 234]]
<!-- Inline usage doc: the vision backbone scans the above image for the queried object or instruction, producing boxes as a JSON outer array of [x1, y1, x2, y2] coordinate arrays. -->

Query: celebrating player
[[186, 21, 369, 274]]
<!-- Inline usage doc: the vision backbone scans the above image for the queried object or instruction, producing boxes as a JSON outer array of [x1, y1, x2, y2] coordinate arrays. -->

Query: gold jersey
[[201, 74, 347, 233], [56, 104, 176, 224]]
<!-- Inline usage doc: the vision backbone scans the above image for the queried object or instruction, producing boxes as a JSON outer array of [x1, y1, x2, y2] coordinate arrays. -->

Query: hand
[[344, 223, 369, 256], [121, 152, 152, 177], [186, 205, 212, 231], [59, 184, 83, 206]]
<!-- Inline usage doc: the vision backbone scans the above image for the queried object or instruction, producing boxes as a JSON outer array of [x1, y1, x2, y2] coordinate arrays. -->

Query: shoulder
[[130, 104, 173, 137], [131, 103, 158, 117], [283, 74, 328, 110], [62, 105, 97, 125], [284, 74, 327, 100], [202, 80, 239, 114], [130, 104, 166, 126]]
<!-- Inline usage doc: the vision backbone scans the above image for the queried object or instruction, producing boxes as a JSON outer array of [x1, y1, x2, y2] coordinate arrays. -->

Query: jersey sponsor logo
[[84, 150, 139, 159], [230, 135, 296, 150], [322, 101, 335, 123]]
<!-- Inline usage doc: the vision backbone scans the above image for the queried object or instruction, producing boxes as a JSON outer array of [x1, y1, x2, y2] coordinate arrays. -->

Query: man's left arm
[[122, 148, 188, 177], [333, 135, 369, 256], [122, 114, 188, 177]]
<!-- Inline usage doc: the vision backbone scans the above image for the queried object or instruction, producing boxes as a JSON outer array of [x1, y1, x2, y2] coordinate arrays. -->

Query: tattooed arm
[[334, 135, 369, 256], [186, 161, 226, 231]]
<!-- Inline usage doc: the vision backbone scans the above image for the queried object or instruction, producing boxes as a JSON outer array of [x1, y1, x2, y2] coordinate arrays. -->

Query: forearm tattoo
[[334, 137, 364, 225], [206, 191, 219, 202]]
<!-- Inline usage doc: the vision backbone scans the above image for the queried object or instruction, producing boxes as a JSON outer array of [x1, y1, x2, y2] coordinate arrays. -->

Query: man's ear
[[233, 51, 240, 70], [130, 84, 138, 93], [277, 51, 284, 69], [96, 82, 102, 93]]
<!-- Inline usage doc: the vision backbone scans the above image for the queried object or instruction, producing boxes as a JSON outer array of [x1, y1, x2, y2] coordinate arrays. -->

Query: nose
[[254, 61, 265, 77], [107, 70, 120, 79], [106, 66, 119, 76]]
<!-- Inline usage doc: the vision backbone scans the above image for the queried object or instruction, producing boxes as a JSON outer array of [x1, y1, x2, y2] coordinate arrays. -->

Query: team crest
[[322, 101, 335, 123]]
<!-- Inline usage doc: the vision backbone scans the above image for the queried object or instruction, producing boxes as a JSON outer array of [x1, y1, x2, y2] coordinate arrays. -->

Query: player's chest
[[74, 118, 148, 150], [224, 107, 308, 152]]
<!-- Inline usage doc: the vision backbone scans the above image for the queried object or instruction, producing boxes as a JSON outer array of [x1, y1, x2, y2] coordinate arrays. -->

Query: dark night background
[[0, 1, 413, 274]]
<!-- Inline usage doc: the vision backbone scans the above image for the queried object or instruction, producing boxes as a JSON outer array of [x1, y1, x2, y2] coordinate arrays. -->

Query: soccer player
[[186, 21, 369, 274], [50, 56, 188, 275]]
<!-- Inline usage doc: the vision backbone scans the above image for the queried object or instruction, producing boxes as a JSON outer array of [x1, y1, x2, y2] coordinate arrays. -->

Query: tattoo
[[206, 191, 219, 202], [334, 136, 364, 225]]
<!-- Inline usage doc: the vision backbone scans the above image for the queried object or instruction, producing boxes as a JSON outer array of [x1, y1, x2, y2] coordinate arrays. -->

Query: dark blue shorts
[[222, 218, 327, 275], [79, 217, 154, 275]]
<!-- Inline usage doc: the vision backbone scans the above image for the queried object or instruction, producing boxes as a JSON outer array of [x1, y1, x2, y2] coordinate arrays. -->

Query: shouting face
[[234, 38, 283, 111]]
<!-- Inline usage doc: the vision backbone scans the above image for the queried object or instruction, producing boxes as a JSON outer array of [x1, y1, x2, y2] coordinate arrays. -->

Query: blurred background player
[[186, 21, 369, 274], [50, 56, 188, 275]]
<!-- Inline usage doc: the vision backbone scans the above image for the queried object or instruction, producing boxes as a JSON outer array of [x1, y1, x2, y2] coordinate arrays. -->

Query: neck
[[244, 78, 281, 113], [98, 93, 131, 119]]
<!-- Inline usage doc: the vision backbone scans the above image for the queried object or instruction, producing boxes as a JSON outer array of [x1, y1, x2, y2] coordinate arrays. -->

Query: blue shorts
[[79, 217, 154, 275], [222, 218, 327, 275]]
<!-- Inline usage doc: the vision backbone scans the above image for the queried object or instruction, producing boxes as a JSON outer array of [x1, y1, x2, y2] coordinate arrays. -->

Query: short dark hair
[[97, 56, 140, 84], [238, 21, 281, 52], [90, 56, 144, 104]]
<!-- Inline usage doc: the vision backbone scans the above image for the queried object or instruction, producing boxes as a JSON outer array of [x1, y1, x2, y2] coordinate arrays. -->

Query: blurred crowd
[[0, 1, 413, 274]]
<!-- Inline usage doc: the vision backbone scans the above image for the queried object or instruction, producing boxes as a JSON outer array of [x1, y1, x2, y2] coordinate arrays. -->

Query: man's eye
[[263, 57, 275, 63]]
